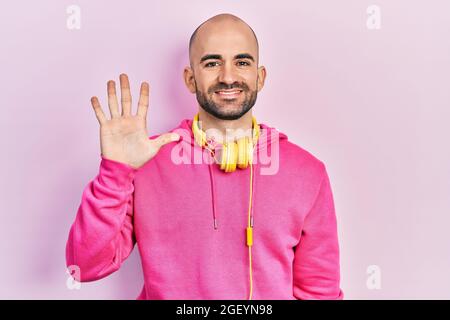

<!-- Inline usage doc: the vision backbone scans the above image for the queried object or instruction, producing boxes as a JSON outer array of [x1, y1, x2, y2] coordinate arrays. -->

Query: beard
[[195, 80, 258, 120]]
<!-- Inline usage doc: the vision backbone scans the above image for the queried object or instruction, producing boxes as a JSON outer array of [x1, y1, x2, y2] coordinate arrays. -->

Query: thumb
[[153, 132, 180, 148]]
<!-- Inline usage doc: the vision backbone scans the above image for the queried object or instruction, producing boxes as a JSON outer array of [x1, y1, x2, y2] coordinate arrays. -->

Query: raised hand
[[90, 73, 180, 169]]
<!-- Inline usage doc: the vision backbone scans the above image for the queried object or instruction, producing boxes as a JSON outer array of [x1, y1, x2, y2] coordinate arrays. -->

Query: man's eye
[[238, 61, 250, 66], [205, 62, 219, 67]]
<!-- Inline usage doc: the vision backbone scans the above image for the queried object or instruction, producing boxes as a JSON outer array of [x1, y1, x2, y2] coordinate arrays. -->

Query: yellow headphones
[[192, 113, 260, 173], [192, 112, 259, 300]]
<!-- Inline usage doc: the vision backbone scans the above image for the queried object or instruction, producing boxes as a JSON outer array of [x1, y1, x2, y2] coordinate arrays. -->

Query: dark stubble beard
[[194, 79, 258, 120]]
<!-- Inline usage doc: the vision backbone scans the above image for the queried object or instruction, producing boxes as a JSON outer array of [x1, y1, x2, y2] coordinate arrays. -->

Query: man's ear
[[256, 66, 267, 92], [183, 66, 196, 93]]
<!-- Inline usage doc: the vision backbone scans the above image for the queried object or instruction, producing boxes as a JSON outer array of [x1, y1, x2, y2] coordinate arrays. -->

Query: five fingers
[[90, 73, 149, 124]]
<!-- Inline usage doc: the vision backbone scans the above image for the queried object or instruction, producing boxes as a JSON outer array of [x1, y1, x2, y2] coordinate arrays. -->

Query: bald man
[[66, 13, 344, 300]]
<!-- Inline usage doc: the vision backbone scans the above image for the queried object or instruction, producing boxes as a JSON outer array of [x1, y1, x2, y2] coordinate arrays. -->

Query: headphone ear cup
[[192, 114, 206, 147], [237, 136, 249, 169], [219, 143, 227, 171], [229, 142, 238, 172], [198, 130, 206, 147], [220, 142, 238, 172]]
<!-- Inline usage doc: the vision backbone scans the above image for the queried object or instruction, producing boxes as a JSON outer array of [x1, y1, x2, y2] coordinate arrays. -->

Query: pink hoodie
[[65, 117, 344, 300]]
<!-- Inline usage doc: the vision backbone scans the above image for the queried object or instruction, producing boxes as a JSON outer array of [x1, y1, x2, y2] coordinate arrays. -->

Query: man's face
[[185, 20, 265, 120]]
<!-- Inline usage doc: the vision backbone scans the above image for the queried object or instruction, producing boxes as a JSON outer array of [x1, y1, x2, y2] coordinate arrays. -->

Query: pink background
[[1, 0, 449, 299]]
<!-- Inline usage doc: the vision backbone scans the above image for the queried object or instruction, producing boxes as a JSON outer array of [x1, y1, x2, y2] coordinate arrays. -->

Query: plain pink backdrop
[[1, 0, 449, 299]]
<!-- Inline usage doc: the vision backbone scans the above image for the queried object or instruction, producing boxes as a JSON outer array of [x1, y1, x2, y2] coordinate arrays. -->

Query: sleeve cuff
[[98, 155, 137, 191]]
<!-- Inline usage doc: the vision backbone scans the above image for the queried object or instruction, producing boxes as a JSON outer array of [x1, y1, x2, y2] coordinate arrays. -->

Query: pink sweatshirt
[[65, 117, 344, 300]]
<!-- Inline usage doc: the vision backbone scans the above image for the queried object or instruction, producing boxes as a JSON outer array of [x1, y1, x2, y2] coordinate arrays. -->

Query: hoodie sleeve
[[65, 155, 137, 282], [293, 164, 344, 299]]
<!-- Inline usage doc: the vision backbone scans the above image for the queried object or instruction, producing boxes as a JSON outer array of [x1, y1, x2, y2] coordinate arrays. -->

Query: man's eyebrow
[[234, 53, 255, 62], [200, 54, 222, 63], [199, 53, 255, 63]]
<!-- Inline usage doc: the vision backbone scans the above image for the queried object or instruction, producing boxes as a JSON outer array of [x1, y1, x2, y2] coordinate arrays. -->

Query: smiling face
[[184, 14, 266, 120]]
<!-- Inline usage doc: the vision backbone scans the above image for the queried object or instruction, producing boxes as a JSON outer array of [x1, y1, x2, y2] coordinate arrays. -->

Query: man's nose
[[218, 61, 238, 85]]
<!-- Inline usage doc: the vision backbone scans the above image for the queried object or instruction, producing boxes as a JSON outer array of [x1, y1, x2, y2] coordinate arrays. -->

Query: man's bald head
[[188, 13, 259, 67], [183, 13, 266, 121]]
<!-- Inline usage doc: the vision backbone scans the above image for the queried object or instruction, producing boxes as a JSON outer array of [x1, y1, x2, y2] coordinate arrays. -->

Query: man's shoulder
[[278, 138, 327, 177], [257, 122, 327, 175]]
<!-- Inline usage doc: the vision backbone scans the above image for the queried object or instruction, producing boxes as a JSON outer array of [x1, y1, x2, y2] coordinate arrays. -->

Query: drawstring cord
[[208, 161, 218, 230], [205, 142, 219, 230]]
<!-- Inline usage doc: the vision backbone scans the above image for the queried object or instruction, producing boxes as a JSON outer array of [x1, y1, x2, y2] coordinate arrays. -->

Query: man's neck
[[197, 109, 253, 144]]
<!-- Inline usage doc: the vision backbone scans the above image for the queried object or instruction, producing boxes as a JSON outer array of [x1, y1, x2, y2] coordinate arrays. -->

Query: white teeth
[[217, 91, 241, 94]]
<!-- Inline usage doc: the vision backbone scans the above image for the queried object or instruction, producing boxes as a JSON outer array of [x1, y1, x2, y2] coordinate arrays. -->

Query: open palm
[[90, 74, 179, 169]]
